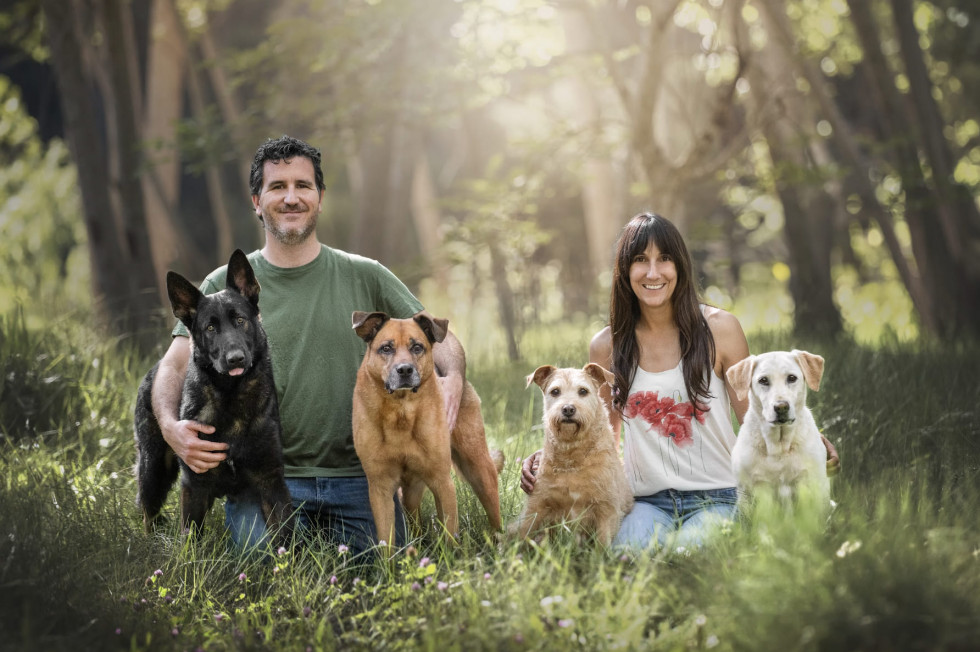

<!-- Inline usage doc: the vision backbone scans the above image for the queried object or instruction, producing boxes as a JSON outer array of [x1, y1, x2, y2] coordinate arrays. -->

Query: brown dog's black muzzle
[[386, 363, 421, 393]]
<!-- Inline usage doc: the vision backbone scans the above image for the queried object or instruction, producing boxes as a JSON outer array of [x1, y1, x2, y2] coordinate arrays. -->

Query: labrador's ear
[[793, 350, 825, 392], [527, 365, 557, 390], [726, 356, 755, 401]]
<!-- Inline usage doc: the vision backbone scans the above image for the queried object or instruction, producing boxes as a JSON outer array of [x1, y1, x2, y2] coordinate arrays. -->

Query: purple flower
[[214, 613, 224, 623], [437, 581, 448, 591], [424, 576, 434, 585], [238, 573, 246, 582], [558, 619, 574, 628], [419, 557, 430, 568], [411, 582, 421, 591], [302, 606, 312, 618], [277, 546, 287, 556], [329, 575, 338, 585], [483, 572, 491, 580], [338, 544, 349, 555], [115, 628, 122, 635], [153, 569, 163, 577], [171, 628, 179, 637]]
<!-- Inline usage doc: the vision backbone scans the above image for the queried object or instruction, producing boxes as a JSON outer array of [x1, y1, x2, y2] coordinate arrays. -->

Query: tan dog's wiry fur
[[352, 311, 502, 548], [727, 350, 830, 506], [510, 364, 633, 544]]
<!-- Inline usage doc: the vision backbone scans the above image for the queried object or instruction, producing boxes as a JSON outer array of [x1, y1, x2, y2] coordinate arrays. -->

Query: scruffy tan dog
[[510, 363, 633, 544], [351, 311, 502, 547]]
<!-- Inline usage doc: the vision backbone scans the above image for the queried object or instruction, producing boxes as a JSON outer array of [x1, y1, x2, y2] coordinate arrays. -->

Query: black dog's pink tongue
[[229, 368, 245, 376]]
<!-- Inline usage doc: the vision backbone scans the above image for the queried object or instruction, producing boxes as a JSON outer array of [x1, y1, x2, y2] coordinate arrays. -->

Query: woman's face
[[628, 239, 677, 311]]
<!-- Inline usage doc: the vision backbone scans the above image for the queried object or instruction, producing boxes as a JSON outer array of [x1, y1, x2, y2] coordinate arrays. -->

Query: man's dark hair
[[249, 135, 325, 197]]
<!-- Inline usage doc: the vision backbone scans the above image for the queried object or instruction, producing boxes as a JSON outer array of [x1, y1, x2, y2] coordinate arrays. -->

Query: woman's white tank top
[[621, 360, 737, 496]]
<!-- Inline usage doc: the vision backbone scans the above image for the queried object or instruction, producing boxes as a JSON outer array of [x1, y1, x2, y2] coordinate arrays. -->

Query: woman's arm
[[705, 307, 750, 426]]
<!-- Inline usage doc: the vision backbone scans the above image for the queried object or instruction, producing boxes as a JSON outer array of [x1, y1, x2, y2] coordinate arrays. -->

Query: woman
[[521, 212, 838, 550]]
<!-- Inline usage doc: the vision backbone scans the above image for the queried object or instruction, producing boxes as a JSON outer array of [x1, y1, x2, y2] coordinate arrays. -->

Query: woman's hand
[[520, 450, 542, 494]]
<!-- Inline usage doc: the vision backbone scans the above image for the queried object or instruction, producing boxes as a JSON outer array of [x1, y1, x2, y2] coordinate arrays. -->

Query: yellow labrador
[[727, 350, 830, 506]]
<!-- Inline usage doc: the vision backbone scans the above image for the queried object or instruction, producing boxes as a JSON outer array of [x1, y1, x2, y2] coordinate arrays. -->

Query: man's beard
[[264, 214, 317, 245]]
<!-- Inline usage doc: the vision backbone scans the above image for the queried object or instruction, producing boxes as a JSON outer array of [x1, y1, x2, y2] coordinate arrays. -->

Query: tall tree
[[41, 0, 159, 350]]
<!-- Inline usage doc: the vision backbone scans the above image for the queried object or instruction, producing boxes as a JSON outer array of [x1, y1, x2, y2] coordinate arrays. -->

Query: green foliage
[[0, 76, 87, 315], [2, 313, 979, 650]]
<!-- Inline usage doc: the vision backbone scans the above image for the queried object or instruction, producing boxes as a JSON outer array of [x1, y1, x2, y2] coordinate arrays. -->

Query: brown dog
[[351, 311, 502, 547], [510, 364, 633, 545]]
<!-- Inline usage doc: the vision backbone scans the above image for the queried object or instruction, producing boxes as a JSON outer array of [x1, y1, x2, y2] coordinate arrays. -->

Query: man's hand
[[520, 449, 542, 494], [822, 434, 841, 477], [161, 419, 227, 475], [437, 374, 463, 434]]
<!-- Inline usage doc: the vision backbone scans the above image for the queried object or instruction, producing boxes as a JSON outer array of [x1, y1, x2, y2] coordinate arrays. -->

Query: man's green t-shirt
[[173, 245, 423, 477]]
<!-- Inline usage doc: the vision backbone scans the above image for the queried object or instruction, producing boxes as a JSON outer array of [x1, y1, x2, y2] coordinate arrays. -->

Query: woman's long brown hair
[[609, 213, 715, 413]]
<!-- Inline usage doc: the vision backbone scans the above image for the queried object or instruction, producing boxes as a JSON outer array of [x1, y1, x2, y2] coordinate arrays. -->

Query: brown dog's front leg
[[427, 475, 459, 541], [367, 476, 400, 548]]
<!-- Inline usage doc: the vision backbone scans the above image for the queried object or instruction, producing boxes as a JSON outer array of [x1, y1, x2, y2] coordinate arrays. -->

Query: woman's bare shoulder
[[589, 326, 613, 366]]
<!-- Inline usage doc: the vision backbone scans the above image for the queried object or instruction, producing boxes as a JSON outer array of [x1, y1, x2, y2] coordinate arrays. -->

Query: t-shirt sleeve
[[372, 260, 424, 319], [170, 273, 224, 338]]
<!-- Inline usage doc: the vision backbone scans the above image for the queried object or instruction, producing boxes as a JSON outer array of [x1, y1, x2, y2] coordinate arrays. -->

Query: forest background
[[1, 0, 978, 357]]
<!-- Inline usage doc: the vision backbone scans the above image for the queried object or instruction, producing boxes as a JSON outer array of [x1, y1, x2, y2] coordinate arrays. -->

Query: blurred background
[[1, 0, 978, 360]]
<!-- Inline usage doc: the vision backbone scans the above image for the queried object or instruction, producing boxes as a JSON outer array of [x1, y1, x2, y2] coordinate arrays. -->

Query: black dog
[[134, 249, 293, 545]]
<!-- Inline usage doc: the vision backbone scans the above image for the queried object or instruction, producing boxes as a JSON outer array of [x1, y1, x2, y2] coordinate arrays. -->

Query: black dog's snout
[[226, 350, 246, 367], [561, 404, 577, 419], [395, 363, 414, 378]]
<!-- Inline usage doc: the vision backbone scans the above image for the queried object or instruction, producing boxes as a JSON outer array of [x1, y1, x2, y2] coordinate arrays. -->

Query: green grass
[[1, 312, 979, 651]]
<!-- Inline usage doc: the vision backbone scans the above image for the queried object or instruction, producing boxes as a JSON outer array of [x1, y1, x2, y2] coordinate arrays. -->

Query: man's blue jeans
[[613, 487, 737, 551], [224, 476, 405, 556]]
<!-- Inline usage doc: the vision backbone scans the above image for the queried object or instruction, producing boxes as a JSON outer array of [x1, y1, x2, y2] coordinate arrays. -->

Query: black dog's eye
[[237, 317, 245, 325], [207, 324, 215, 332], [578, 387, 589, 396], [787, 374, 798, 383], [758, 376, 769, 386], [549, 387, 561, 397]]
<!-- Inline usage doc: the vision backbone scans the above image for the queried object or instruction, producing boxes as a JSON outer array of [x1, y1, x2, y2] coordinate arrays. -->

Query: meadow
[[1, 306, 979, 651]]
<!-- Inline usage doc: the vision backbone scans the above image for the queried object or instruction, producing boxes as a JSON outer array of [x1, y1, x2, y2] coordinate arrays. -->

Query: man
[[151, 135, 465, 554]]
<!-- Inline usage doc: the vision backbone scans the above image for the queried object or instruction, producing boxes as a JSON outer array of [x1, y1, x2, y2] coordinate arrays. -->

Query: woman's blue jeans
[[613, 487, 737, 551]]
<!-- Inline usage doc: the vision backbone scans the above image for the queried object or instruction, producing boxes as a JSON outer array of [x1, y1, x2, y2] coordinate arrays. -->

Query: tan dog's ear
[[793, 350, 824, 392], [726, 356, 755, 401], [413, 312, 449, 344], [583, 363, 614, 388], [526, 365, 557, 390], [352, 311, 389, 342]]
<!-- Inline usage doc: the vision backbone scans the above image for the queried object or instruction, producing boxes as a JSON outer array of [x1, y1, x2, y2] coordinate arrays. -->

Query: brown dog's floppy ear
[[226, 249, 260, 306], [167, 272, 204, 329], [413, 312, 449, 344], [726, 356, 755, 401], [352, 311, 390, 342], [583, 363, 614, 388], [526, 365, 557, 390], [793, 350, 824, 392]]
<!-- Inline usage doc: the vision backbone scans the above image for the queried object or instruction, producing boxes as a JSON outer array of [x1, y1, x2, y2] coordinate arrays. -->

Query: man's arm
[[151, 336, 227, 474], [428, 321, 466, 434]]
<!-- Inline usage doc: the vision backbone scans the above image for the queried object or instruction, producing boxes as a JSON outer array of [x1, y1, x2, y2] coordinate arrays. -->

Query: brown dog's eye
[[758, 376, 769, 386], [379, 344, 394, 354], [578, 387, 589, 396], [787, 374, 798, 383], [410, 343, 425, 355]]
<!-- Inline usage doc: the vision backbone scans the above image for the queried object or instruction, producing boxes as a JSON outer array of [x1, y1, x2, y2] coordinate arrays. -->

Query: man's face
[[252, 157, 323, 246]]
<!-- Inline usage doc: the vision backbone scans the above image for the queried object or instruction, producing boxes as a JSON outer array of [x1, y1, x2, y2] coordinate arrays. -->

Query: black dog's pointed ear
[[226, 249, 260, 306], [352, 311, 390, 342], [167, 272, 203, 329], [413, 312, 448, 344]]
